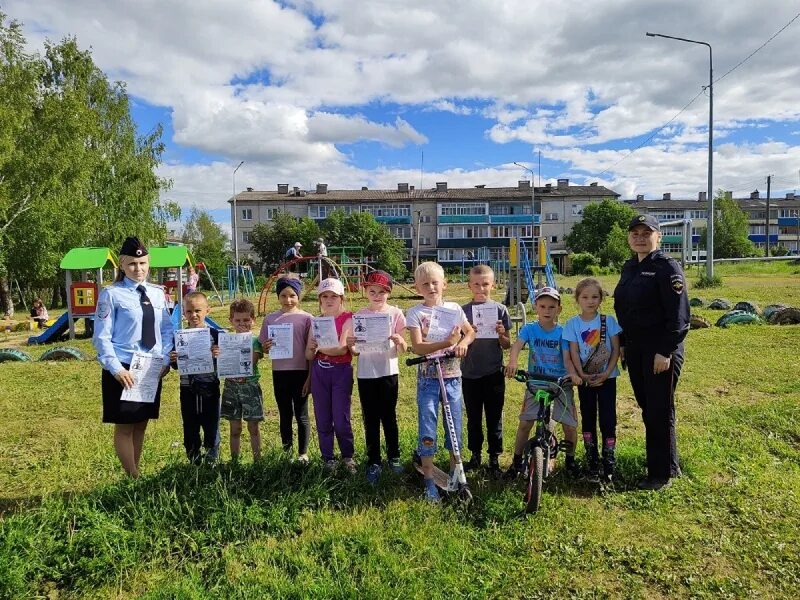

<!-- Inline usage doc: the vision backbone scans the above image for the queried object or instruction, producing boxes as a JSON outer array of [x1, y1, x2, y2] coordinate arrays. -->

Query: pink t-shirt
[[259, 309, 312, 371], [316, 311, 353, 364], [354, 305, 407, 379]]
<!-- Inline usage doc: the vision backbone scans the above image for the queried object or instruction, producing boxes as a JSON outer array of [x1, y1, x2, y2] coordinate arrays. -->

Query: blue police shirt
[[93, 277, 174, 375], [518, 321, 567, 378]]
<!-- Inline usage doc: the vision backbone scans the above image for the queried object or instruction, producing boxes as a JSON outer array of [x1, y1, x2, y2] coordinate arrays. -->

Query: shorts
[[221, 379, 264, 421], [520, 385, 577, 428], [416, 376, 463, 457]]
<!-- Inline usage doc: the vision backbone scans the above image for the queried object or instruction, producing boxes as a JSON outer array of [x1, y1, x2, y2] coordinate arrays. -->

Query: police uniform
[[93, 239, 174, 424], [613, 217, 689, 485]]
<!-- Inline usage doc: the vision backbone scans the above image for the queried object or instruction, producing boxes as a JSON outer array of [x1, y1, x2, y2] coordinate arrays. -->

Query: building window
[[550, 236, 558, 243], [388, 225, 411, 239], [362, 203, 411, 217], [780, 208, 800, 218], [489, 204, 531, 215], [749, 225, 765, 235], [650, 211, 684, 221], [571, 204, 583, 216], [420, 237, 431, 245], [241, 208, 253, 221], [308, 204, 355, 218], [661, 243, 683, 253], [545, 212, 559, 221], [242, 230, 252, 243], [689, 210, 707, 219], [420, 215, 432, 223], [439, 202, 487, 216]]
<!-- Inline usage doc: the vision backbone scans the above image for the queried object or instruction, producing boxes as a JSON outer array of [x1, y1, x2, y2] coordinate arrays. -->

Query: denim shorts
[[221, 379, 265, 422], [416, 376, 463, 457]]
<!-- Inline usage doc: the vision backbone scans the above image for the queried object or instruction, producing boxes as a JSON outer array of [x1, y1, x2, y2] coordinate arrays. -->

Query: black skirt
[[102, 363, 163, 424]]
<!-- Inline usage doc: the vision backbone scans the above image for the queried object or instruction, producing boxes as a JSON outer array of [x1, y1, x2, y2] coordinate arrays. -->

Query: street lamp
[[232, 160, 244, 295], [414, 210, 422, 270], [646, 32, 714, 278], [513, 162, 537, 241]]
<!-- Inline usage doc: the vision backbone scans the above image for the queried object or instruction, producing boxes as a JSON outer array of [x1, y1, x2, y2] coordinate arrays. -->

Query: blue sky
[[7, 1, 800, 233]]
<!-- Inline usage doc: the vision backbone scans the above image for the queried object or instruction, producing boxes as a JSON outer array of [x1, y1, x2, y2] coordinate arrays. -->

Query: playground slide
[[170, 303, 224, 331], [27, 312, 70, 345]]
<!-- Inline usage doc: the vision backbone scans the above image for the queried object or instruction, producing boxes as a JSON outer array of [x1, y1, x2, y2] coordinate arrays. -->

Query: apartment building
[[629, 190, 800, 255], [229, 179, 619, 271]]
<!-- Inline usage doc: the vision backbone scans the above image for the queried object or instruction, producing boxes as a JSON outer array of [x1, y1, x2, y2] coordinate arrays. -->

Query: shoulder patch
[[97, 300, 111, 320], [670, 273, 684, 294]]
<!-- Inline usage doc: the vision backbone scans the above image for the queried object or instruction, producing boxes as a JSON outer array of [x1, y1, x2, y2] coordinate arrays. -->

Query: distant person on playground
[[286, 242, 303, 272], [30, 297, 49, 329], [305, 278, 356, 473], [563, 278, 621, 483], [406, 261, 474, 502], [93, 236, 173, 478], [460, 264, 511, 478], [504, 287, 582, 479], [186, 265, 199, 293], [314, 237, 329, 279], [346, 270, 408, 484], [170, 291, 222, 464], [260, 275, 312, 463], [220, 298, 264, 463]]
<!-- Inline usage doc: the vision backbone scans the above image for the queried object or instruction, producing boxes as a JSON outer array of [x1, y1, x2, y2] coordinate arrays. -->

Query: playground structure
[[226, 264, 256, 299], [504, 237, 557, 311], [28, 247, 117, 344], [148, 246, 195, 310]]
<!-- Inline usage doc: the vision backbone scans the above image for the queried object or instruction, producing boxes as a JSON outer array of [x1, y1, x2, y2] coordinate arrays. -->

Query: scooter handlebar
[[406, 351, 456, 367]]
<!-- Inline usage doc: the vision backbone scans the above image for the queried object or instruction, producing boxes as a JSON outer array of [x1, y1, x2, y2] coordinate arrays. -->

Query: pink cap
[[317, 278, 345, 296]]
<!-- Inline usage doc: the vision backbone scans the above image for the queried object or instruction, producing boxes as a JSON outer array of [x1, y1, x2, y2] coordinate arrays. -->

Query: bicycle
[[511, 370, 573, 514], [406, 351, 473, 504]]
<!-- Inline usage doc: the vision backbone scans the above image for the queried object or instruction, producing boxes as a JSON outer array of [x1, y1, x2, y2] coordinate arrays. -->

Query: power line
[[594, 11, 800, 180]]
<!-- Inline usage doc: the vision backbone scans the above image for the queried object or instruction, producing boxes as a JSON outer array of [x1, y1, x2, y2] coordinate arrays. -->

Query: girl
[[305, 278, 355, 472], [30, 298, 49, 329], [562, 278, 622, 483], [259, 276, 313, 463], [346, 270, 407, 484]]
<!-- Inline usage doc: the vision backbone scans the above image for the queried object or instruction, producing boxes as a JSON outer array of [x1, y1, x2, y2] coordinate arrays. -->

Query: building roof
[[229, 183, 620, 204], [628, 198, 800, 210]]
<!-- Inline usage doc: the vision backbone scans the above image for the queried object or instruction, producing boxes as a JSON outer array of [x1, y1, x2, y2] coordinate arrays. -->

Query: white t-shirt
[[562, 313, 622, 378], [405, 301, 469, 379], [354, 305, 406, 379]]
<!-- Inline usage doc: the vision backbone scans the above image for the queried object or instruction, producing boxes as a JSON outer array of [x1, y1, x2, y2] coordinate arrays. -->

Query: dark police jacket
[[613, 250, 690, 357]]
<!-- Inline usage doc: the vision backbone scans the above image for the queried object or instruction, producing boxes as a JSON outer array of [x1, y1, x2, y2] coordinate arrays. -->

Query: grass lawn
[[1, 261, 799, 598]]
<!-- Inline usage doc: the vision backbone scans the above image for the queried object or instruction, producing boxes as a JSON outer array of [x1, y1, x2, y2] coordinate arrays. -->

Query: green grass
[[1, 268, 800, 598]]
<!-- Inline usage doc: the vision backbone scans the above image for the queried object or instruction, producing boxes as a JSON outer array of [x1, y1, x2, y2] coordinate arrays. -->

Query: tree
[[182, 208, 229, 284], [565, 198, 636, 267], [697, 190, 757, 258], [321, 211, 406, 277], [249, 211, 321, 271], [0, 15, 175, 313]]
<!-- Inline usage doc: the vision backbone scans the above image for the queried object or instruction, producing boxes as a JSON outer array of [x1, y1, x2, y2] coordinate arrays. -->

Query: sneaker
[[297, 454, 310, 465], [584, 456, 601, 483], [366, 463, 381, 485], [637, 477, 672, 491], [388, 457, 404, 474], [503, 461, 524, 480], [424, 478, 441, 503], [564, 456, 581, 478], [324, 459, 338, 471], [463, 453, 482, 472], [487, 455, 503, 479], [343, 457, 357, 474]]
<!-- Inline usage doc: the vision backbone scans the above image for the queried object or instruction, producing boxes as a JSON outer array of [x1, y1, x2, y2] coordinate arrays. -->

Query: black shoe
[[488, 455, 503, 479], [584, 457, 601, 483], [564, 456, 581, 478], [503, 461, 523, 480], [463, 453, 482, 472], [637, 477, 672, 491]]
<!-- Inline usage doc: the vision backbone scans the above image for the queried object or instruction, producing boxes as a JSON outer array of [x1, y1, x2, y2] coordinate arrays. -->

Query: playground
[[1, 256, 799, 597]]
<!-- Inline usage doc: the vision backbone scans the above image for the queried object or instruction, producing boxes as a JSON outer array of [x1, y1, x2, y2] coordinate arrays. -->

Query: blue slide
[[170, 302, 224, 331], [27, 312, 71, 345]]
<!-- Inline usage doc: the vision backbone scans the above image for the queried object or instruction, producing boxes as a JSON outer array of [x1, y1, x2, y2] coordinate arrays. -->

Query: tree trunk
[[0, 276, 14, 317]]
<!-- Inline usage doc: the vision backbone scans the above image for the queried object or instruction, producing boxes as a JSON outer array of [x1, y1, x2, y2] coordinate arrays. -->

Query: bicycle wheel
[[524, 446, 545, 514]]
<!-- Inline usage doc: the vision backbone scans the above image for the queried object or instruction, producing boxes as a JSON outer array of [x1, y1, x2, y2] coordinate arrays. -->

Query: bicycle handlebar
[[513, 370, 572, 387], [406, 351, 456, 367]]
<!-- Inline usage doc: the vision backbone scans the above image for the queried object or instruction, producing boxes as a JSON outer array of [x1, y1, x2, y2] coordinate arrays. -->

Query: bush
[[695, 272, 724, 288], [569, 252, 600, 275]]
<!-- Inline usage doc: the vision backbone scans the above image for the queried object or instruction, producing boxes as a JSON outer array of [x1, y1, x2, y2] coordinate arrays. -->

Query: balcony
[[438, 215, 489, 224], [438, 238, 510, 248], [748, 234, 779, 243], [374, 215, 411, 224], [489, 214, 539, 224], [778, 217, 800, 226]]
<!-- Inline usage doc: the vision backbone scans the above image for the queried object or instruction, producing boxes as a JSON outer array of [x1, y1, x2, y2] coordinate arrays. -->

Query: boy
[[504, 287, 582, 478], [406, 261, 475, 502], [220, 298, 264, 462], [461, 265, 512, 478], [170, 291, 221, 464]]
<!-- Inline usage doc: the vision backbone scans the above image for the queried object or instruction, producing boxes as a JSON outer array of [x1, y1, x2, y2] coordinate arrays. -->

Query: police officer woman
[[93, 237, 174, 478], [614, 215, 690, 491]]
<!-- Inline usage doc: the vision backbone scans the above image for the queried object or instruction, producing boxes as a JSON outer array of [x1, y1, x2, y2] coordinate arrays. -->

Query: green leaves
[[565, 198, 636, 268]]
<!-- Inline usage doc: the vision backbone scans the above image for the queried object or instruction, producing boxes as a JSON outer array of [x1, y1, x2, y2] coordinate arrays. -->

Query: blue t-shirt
[[562, 313, 622, 378], [518, 322, 566, 378]]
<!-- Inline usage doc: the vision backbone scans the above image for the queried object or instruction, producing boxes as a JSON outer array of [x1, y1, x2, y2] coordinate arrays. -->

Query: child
[[346, 270, 408, 484], [170, 291, 221, 464], [406, 261, 475, 502], [305, 278, 356, 472], [504, 287, 582, 478], [220, 298, 264, 462], [259, 276, 312, 463], [563, 278, 622, 482], [461, 265, 511, 478], [30, 298, 49, 329]]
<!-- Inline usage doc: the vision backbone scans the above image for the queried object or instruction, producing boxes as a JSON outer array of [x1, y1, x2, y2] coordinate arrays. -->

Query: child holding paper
[[345, 270, 407, 484], [305, 278, 355, 472], [259, 276, 313, 463], [220, 298, 264, 462]]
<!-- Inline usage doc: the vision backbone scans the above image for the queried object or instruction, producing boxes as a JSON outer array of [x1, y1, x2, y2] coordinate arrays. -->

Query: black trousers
[[626, 343, 683, 480], [272, 370, 310, 455], [357, 375, 400, 465], [179, 386, 220, 463], [578, 377, 617, 443], [462, 371, 505, 457]]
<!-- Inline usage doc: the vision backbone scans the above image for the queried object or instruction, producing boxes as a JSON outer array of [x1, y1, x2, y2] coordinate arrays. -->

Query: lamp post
[[646, 32, 714, 278], [513, 162, 537, 242], [232, 160, 244, 295], [414, 210, 422, 270]]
